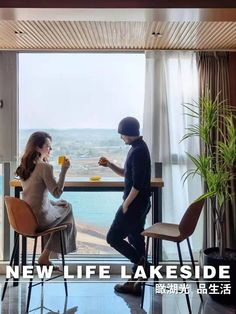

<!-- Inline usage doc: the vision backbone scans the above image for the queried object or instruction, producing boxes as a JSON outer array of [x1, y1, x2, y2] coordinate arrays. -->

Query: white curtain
[[143, 51, 203, 260]]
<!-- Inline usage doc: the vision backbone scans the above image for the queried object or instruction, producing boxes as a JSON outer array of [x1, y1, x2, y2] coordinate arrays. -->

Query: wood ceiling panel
[[0, 20, 235, 50]]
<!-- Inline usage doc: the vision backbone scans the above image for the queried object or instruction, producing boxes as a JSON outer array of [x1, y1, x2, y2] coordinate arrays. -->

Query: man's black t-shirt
[[123, 137, 151, 201]]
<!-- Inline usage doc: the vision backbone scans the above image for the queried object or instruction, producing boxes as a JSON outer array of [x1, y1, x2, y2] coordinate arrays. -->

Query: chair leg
[[60, 230, 68, 296], [13, 232, 20, 287], [186, 238, 203, 302], [26, 237, 37, 313], [141, 236, 150, 309], [176, 242, 192, 314], [1, 233, 19, 301], [154, 238, 160, 278], [40, 236, 45, 287]]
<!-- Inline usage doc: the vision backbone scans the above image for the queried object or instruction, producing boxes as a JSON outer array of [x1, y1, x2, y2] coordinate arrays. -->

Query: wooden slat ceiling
[[0, 20, 235, 50]]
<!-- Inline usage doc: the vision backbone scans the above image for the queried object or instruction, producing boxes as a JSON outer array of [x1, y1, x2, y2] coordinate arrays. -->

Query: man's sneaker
[[114, 277, 142, 296], [133, 278, 144, 294], [137, 256, 151, 278], [132, 256, 151, 293]]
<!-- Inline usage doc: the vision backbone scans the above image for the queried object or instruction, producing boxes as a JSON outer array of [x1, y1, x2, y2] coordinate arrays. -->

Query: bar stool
[[1, 196, 68, 313], [141, 198, 205, 312]]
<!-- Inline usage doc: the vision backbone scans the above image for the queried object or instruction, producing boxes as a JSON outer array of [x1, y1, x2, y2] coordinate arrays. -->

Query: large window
[[19, 53, 145, 255]]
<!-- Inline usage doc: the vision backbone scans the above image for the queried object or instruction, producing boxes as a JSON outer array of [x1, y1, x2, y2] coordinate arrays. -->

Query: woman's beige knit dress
[[21, 161, 77, 254]]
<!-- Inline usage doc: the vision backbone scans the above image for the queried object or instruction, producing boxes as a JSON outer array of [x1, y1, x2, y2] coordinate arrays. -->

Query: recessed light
[[14, 30, 25, 35], [152, 32, 162, 37]]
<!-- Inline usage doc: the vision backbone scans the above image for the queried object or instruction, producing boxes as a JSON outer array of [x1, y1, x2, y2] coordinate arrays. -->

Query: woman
[[16, 131, 77, 268]]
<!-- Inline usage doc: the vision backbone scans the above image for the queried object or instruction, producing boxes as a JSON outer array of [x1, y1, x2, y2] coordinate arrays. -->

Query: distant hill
[[19, 129, 129, 177]]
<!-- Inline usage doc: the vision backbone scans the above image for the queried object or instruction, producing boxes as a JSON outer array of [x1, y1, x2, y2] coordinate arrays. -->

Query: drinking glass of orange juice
[[58, 155, 66, 165]]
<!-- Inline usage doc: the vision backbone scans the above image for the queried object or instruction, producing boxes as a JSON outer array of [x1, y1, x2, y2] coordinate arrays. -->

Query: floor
[[0, 276, 235, 314]]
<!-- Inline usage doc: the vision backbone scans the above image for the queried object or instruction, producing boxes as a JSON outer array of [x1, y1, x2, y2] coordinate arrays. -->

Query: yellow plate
[[90, 176, 101, 181]]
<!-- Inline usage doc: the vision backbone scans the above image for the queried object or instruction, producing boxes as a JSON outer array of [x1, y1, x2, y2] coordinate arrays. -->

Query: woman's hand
[[56, 200, 68, 208], [98, 156, 110, 167], [62, 157, 70, 169]]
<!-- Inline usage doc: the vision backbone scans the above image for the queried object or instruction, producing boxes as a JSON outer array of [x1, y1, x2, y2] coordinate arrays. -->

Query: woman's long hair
[[16, 131, 52, 181]]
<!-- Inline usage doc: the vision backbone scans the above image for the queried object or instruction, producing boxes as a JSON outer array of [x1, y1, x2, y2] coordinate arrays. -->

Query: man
[[98, 116, 151, 295]]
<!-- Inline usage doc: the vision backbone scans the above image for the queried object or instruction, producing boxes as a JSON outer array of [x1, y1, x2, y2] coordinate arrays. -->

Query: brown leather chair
[[141, 198, 205, 312], [1, 196, 68, 313]]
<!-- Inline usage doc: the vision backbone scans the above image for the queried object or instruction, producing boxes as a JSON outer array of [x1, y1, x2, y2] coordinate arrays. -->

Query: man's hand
[[98, 156, 110, 167], [122, 187, 140, 214], [122, 201, 129, 214], [99, 157, 125, 177]]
